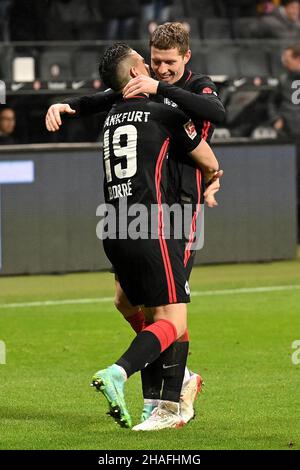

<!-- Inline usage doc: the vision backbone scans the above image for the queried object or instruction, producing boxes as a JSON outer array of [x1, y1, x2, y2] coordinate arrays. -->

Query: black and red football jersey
[[65, 67, 224, 208], [101, 95, 202, 236], [154, 68, 218, 207]]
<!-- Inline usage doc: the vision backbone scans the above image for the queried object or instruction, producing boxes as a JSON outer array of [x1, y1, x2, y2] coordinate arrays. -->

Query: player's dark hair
[[286, 43, 300, 58], [149, 22, 189, 56], [99, 43, 132, 91]]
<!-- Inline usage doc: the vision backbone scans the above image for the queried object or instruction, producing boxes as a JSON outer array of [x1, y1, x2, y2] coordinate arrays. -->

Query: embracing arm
[[157, 80, 225, 125], [123, 74, 225, 124], [45, 89, 119, 132], [64, 89, 119, 116]]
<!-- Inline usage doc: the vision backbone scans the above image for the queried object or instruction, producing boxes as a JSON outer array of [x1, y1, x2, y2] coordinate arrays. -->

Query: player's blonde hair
[[149, 22, 190, 57]]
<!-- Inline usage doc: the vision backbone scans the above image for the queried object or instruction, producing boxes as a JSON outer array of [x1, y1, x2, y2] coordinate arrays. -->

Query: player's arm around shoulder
[[157, 74, 225, 124], [45, 89, 118, 132], [45, 103, 76, 132]]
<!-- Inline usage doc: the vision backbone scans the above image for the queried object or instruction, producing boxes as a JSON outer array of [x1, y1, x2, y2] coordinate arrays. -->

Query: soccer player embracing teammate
[[45, 23, 225, 430]]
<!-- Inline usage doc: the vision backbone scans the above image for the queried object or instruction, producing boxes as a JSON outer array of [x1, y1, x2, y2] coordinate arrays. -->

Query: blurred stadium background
[[0, 0, 299, 274], [0, 0, 300, 145], [0, 0, 300, 450]]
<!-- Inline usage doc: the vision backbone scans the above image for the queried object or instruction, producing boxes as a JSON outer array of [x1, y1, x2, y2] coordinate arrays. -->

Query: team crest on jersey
[[184, 120, 197, 140]]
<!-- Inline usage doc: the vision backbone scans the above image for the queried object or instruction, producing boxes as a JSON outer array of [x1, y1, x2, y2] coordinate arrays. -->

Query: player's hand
[[123, 76, 159, 99], [45, 103, 76, 132], [204, 170, 223, 208]]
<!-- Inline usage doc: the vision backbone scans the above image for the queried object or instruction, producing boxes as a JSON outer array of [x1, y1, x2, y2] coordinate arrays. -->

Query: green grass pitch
[[0, 252, 300, 450]]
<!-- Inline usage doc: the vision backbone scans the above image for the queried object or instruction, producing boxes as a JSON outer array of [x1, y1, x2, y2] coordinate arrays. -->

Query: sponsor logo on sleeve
[[184, 120, 197, 140]]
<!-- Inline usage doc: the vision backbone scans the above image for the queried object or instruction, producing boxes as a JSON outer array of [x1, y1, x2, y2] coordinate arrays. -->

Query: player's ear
[[183, 49, 191, 65], [130, 67, 138, 78]]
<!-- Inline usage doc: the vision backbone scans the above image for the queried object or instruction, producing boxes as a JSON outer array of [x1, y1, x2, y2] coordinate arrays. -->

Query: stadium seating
[[0, 45, 12, 80], [135, 45, 151, 65], [78, 23, 107, 40], [73, 50, 103, 79], [12, 57, 36, 82], [205, 46, 239, 77], [189, 51, 207, 74], [211, 128, 231, 140], [0, 0, 11, 41], [180, 17, 201, 39], [170, 0, 185, 19], [238, 49, 270, 77], [39, 50, 73, 80], [233, 17, 259, 39], [1, 0, 296, 148], [139, 19, 153, 40], [182, 0, 217, 19], [0, 42, 288, 84], [202, 18, 233, 40], [269, 49, 286, 77], [251, 126, 277, 139]]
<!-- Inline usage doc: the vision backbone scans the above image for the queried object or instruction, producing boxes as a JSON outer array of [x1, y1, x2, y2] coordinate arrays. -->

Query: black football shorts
[[103, 237, 190, 307]]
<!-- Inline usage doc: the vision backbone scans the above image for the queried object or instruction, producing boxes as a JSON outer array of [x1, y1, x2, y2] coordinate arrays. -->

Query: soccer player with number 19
[[91, 43, 219, 430], [45, 22, 225, 428], [122, 23, 225, 429]]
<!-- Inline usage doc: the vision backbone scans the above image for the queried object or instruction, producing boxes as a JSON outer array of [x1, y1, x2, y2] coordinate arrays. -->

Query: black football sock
[[115, 319, 177, 378], [116, 331, 161, 378], [160, 341, 189, 403], [141, 355, 163, 400]]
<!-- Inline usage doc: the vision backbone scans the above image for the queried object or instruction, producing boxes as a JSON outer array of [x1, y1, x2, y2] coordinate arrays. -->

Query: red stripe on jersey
[[184, 120, 210, 267], [185, 70, 193, 83], [203, 120, 211, 140], [156, 139, 173, 301], [156, 138, 177, 303], [155, 138, 177, 303], [184, 169, 202, 267]]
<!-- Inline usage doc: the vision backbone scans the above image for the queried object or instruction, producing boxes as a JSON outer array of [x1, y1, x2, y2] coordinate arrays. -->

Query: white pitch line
[[0, 284, 300, 310], [0, 297, 113, 309], [192, 284, 300, 296]]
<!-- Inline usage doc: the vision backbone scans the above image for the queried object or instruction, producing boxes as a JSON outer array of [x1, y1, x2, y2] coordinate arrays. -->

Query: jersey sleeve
[[157, 76, 225, 124], [62, 89, 120, 117], [160, 106, 202, 153]]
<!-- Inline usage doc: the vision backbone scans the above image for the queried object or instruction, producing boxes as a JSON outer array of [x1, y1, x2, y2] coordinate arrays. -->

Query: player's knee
[[173, 321, 187, 339], [114, 296, 129, 316], [152, 304, 187, 339], [152, 314, 186, 339], [114, 296, 123, 313], [162, 318, 186, 339], [114, 294, 136, 319]]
